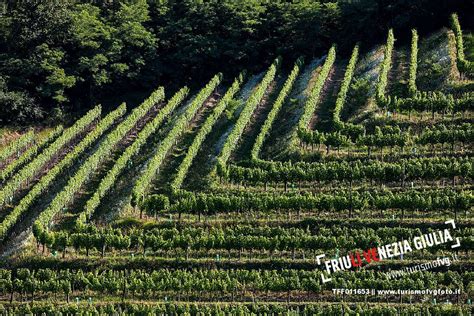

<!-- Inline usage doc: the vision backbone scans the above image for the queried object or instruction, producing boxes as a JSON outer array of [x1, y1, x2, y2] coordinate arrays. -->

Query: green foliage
[[408, 29, 418, 96], [132, 75, 221, 203], [0, 1, 156, 122], [252, 58, 303, 160], [357, 126, 411, 150], [174, 188, 471, 216], [140, 194, 170, 218], [298, 129, 353, 151], [0, 302, 469, 315], [417, 123, 473, 146], [71, 1, 156, 88], [0, 130, 34, 164], [0, 78, 42, 124], [0, 268, 470, 299], [388, 91, 473, 114], [0, 106, 101, 207], [296, 46, 336, 134], [217, 59, 278, 167], [222, 156, 473, 185], [33, 44, 76, 103], [224, 99, 243, 121], [54, 221, 472, 254], [171, 74, 244, 191], [332, 45, 359, 127], [34, 87, 165, 241], [451, 13, 473, 78], [0, 105, 126, 240], [344, 78, 370, 117], [376, 29, 395, 104], [78, 86, 187, 226], [0, 2, 470, 123], [0, 6, 472, 312], [0, 126, 63, 182], [376, 26, 473, 114], [0, 1, 74, 107]]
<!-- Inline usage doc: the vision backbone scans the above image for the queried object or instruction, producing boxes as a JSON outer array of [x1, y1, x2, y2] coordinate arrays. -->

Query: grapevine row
[[251, 59, 302, 160], [170, 75, 244, 192], [132, 75, 221, 205], [0, 268, 468, 296], [451, 13, 473, 77], [45, 224, 471, 256], [332, 45, 359, 127], [0, 302, 468, 316], [216, 61, 278, 168], [408, 29, 418, 96], [355, 126, 410, 152], [375, 27, 473, 113], [300, 123, 472, 151], [76, 87, 189, 228], [0, 105, 126, 240], [295, 47, 336, 135], [298, 129, 351, 153], [167, 188, 470, 216], [0, 130, 34, 164], [222, 157, 472, 185], [0, 106, 101, 207], [0, 126, 63, 182], [386, 91, 473, 114], [375, 29, 394, 104], [33, 87, 165, 239], [418, 123, 473, 146]]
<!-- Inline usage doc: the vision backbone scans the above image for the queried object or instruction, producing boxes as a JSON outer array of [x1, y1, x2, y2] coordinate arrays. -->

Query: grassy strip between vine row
[[251, 59, 303, 161], [170, 74, 244, 192], [0, 105, 126, 240], [33, 87, 165, 240], [8, 256, 472, 274], [112, 216, 474, 230], [0, 107, 101, 207], [0, 126, 63, 182], [216, 60, 278, 167], [76, 87, 190, 229], [132, 75, 221, 204]]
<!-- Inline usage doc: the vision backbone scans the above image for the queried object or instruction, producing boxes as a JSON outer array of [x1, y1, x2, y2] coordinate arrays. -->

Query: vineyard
[[0, 13, 473, 316]]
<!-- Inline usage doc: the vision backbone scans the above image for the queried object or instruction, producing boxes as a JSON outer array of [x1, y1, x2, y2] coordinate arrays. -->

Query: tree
[[31, 44, 76, 103], [70, 3, 113, 104], [0, 77, 42, 124], [140, 194, 170, 219], [111, 0, 156, 82], [0, 2, 74, 109]]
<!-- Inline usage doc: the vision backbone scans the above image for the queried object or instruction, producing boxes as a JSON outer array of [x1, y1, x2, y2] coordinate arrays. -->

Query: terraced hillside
[[0, 14, 472, 315]]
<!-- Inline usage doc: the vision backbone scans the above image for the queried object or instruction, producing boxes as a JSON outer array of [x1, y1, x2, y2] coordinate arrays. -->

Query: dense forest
[[0, 0, 472, 124]]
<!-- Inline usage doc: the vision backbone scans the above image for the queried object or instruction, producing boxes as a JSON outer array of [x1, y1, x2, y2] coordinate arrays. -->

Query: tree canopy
[[0, 0, 470, 124]]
